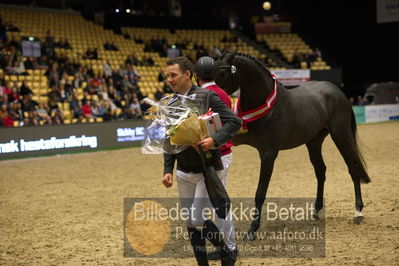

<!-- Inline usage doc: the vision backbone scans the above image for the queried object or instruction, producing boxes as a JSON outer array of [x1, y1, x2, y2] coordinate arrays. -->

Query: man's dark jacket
[[163, 85, 241, 174]]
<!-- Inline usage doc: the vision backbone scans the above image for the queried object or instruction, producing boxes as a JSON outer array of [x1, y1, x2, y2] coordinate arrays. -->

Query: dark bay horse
[[213, 52, 371, 241]]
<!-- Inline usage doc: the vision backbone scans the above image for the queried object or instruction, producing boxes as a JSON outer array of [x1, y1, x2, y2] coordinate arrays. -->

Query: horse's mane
[[236, 53, 272, 77]]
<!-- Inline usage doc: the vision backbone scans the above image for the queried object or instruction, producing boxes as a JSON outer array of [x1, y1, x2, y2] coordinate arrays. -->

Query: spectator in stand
[[44, 30, 55, 58], [121, 74, 134, 91], [5, 21, 19, 32], [21, 94, 38, 112], [24, 56, 36, 70], [113, 94, 123, 110], [141, 55, 155, 66], [8, 102, 23, 124], [118, 63, 128, 78], [293, 49, 305, 68], [7, 85, 20, 103], [154, 87, 164, 101], [56, 38, 71, 49], [91, 100, 106, 118], [0, 104, 14, 127], [47, 85, 60, 110], [143, 40, 153, 53], [86, 76, 101, 95], [91, 100, 99, 118], [36, 55, 48, 69], [15, 102, 24, 120], [64, 79, 73, 94], [162, 81, 173, 93], [126, 64, 141, 86], [51, 108, 64, 124], [0, 81, 10, 101], [104, 41, 118, 51], [5, 60, 21, 75], [134, 37, 143, 44], [125, 53, 140, 65], [14, 59, 29, 75], [102, 104, 113, 121], [315, 47, 322, 58], [128, 97, 142, 118], [7, 36, 20, 50], [46, 63, 60, 87], [69, 91, 79, 108], [19, 80, 33, 96], [82, 99, 94, 119], [36, 102, 52, 124], [100, 85, 109, 101], [356, 96, 367, 106], [111, 69, 122, 89], [265, 58, 278, 68], [157, 67, 166, 82], [83, 48, 98, 60], [72, 100, 83, 121], [0, 93, 6, 106], [0, 16, 7, 46], [22, 110, 37, 126], [58, 83, 69, 103], [103, 60, 113, 78], [107, 85, 117, 101]]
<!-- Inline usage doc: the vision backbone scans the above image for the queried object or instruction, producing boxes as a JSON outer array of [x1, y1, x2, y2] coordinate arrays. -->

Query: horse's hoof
[[243, 232, 257, 242], [354, 216, 364, 224]]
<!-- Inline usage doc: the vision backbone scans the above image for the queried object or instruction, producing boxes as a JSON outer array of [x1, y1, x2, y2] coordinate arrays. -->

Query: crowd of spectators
[[0, 24, 170, 128], [292, 47, 322, 69], [349, 96, 374, 106], [0, 13, 263, 128]]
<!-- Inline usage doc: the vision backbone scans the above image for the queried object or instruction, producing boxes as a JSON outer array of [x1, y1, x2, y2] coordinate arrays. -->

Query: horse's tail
[[350, 109, 371, 183]]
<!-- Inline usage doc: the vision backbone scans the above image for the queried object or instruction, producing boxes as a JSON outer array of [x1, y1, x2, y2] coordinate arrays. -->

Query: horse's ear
[[214, 48, 222, 59], [225, 52, 235, 64]]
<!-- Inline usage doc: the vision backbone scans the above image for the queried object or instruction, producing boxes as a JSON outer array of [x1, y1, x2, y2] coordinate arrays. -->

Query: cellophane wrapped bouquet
[[141, 95, 208, 154], [141, 94, 231, 219]]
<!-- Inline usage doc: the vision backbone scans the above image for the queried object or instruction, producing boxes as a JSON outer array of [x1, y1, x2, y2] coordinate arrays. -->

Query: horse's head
[[213, 52, 239, 95]]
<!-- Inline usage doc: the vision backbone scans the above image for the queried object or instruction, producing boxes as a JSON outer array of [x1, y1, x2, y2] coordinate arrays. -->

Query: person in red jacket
[[193, 56, 237, 262], [82, 100, 94, 119]]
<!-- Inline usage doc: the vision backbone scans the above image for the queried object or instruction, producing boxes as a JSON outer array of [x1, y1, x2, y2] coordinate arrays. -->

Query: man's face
[[165, 64, 190, 94]]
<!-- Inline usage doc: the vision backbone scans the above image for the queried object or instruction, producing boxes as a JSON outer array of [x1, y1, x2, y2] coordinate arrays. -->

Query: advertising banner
[[271, 69, 310, 86], [364, 104, 399, 123], [377, 0, 399, 23], [0, 120, 150, 160], [353, 106, 366, 124]]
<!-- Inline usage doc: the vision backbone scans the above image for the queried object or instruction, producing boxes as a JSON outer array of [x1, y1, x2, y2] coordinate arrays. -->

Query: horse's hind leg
[[328, 115, 369, 224], [306, 129, 329, 219]]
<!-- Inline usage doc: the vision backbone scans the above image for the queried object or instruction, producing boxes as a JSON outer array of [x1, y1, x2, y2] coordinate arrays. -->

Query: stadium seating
[[257, 33, 330, 70], [0, 5, 331, 128]]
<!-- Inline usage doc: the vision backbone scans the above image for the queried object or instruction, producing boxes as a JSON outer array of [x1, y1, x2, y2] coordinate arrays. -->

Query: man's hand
[[162, 173, 173, 188], [196, 137, 216, 151]]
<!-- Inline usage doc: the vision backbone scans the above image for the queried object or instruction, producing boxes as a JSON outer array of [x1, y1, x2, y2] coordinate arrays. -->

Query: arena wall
[[353, 104, 399, 124], [2, 104, 398, 160], [0, 120, 148, 160]]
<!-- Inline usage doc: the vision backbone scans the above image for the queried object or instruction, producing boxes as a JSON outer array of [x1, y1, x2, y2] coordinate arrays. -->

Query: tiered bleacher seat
[[1, 6, 292, 126], [257, 33, 330, 70]]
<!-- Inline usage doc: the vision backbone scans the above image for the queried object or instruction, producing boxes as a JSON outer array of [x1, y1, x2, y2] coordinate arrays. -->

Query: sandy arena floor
[[1, 122, 398, 265]]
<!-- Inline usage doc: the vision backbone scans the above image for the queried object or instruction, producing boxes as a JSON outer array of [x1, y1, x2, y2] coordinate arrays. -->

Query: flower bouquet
[[142, 95, 231, 219]]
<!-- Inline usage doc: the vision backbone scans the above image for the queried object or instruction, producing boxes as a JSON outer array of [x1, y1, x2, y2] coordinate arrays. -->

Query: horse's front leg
[[244, 149, 278, 242]]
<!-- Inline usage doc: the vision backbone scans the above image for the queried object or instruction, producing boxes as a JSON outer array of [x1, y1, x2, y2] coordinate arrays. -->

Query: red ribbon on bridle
[[233, 75, 278, 129]]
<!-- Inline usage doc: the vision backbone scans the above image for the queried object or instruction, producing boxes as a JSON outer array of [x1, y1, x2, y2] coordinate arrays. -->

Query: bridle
[[215, 53, 279, 130], [214, 53, 239, 94]]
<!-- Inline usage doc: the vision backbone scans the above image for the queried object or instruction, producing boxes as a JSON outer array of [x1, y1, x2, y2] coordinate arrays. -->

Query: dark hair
[[166, 56, 193, 79]]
